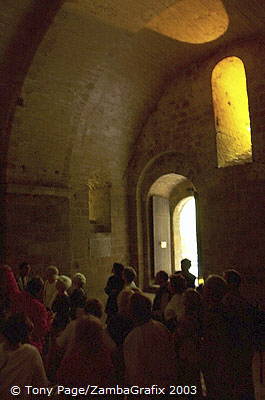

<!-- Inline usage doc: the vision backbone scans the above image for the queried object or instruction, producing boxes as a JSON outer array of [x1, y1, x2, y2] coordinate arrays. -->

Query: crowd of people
[[0, 260, 264, 399]]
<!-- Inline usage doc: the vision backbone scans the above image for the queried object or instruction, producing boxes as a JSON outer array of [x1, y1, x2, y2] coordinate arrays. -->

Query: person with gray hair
[[51, 275, 72, 332], [69, 272, 87, 319]]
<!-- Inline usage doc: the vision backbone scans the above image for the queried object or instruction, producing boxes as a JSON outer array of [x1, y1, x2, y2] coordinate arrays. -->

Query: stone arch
[[130, 151, 202, 289]]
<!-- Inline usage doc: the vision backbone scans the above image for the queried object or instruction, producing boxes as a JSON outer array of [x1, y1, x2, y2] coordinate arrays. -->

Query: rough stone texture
[[128, 39, 265, 306], [1, 2, 265, 308], [4, 191, 71, 277]]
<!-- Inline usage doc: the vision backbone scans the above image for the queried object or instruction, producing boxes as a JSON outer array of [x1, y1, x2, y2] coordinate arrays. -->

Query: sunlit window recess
[[211, 56, 253, 167]]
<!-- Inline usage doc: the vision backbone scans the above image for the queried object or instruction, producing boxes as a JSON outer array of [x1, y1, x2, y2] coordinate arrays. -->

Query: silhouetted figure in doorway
[[181, 258, 196, 288]]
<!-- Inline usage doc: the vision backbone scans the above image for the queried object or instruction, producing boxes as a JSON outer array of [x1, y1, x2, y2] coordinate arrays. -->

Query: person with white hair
[[69, 272, 87, 319], [51, 275, 72, 333]]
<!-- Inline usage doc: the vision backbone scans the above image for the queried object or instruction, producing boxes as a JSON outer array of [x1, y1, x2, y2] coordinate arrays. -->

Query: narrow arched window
[[212, 56, 252, 167]]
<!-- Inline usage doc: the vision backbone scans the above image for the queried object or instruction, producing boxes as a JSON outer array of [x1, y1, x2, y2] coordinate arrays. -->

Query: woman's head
[[112, 263, 124, 276], [72, 273, 86, 289], [223, 269, 241, 291], [56, 275, 72, 293], [45, 265, 59, 282], [123, 267, 136, 284]]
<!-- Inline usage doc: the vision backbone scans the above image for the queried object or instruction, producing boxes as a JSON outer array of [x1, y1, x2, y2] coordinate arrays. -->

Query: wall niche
[[88, 182, 111, 233]]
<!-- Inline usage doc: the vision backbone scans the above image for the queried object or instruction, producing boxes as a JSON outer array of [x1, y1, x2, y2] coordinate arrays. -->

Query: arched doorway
[[148, 173, 199, 284]]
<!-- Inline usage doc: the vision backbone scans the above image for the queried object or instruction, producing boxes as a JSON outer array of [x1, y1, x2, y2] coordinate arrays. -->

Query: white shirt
[[0, 343, 48, 399], [43, 280, 57, 309]]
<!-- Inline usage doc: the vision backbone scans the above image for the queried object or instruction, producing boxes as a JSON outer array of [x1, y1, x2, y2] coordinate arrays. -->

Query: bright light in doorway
[[179, 197, 198, 280]]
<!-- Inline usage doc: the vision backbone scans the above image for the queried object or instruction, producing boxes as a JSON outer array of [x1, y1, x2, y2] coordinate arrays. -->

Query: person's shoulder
[[19, 343, 40, 357], [149, 319, 170, 333], [21, 343, 37, 351], [187, 271, 196, 280], [151, 318, 166, 327]]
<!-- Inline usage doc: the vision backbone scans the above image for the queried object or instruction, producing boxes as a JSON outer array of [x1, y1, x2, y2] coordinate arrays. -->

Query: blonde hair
[[46, 265, 59, 276], [73, 272, 86, 287], [57, 275, 72, 290]]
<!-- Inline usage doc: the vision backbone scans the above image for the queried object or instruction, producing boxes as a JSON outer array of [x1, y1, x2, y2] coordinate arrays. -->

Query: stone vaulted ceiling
[[2, 0, 265, 189]]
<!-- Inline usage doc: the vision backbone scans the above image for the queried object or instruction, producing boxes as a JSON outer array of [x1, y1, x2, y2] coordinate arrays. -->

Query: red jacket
[[11, 291, 51, 353]]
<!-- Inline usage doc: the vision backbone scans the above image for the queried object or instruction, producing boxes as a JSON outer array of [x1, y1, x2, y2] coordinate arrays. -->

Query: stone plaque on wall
[[90, 236, 111, 258]]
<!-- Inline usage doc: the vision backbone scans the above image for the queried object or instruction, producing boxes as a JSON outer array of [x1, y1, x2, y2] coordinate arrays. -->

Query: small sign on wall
[[90, 236, 111, 258], [160, 241, 167, 248]]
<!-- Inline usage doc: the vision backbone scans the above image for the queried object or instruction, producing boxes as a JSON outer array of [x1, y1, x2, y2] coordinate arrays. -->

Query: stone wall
[[4, 186, 70, 277], [128, 38, 265, 307]]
